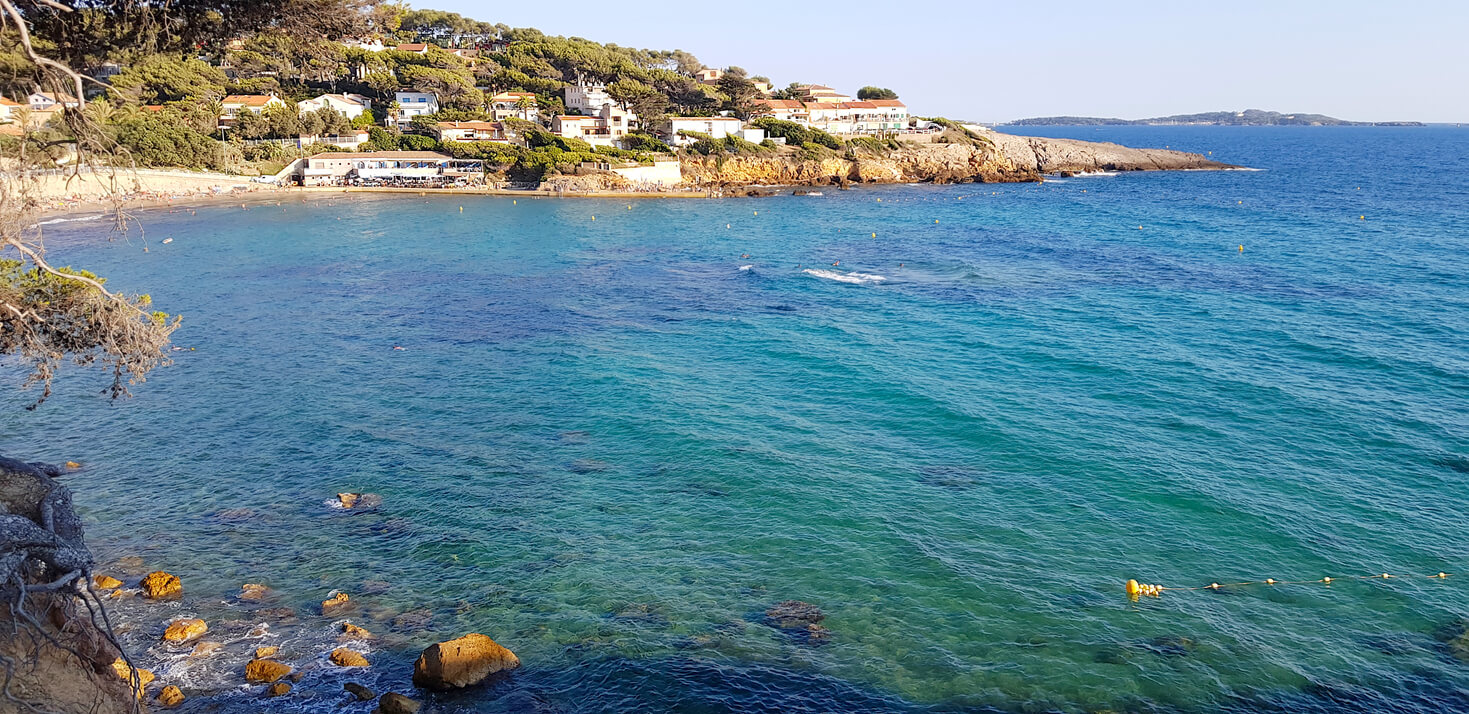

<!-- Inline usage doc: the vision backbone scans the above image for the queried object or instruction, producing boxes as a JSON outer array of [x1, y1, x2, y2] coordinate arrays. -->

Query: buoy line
[[1127, 572, 1450, 600]]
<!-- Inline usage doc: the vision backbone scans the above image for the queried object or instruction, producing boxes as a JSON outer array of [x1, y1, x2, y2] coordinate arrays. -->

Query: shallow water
[[6, 126, 1469, 713]]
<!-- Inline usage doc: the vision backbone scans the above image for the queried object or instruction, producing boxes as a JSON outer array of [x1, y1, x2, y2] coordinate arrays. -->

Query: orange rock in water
[[412, 633, 519, 690], [140, 571, 181, 599], [111, 658, 155, 698], [163, 618, 207, 644], [157, 685, 185, 708], [322, 591, 352, 615], [266, 682, 292, 697], [338, 492, 359, 509], [341, 622, 373, 639], [239, 583, 269, 601], [93, 574, 123, 590], [254, 646, 280, 659], [330, 647, 369, 667], [245, 658, 291, 683]]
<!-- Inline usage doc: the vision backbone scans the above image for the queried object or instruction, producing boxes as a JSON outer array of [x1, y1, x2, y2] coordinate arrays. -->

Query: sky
[[432, 0, 1468, 123]]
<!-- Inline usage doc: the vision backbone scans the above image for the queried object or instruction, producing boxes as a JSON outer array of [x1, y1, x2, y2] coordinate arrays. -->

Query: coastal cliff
[[675, 131, 1233, 189]]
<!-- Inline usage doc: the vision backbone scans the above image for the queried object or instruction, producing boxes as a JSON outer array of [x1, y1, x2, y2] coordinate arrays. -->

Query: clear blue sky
[[430, 0, 1467, 122]]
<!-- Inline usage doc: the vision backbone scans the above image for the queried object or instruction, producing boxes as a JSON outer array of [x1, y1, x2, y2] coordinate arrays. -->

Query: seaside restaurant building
[[299, 151, 482, 187]]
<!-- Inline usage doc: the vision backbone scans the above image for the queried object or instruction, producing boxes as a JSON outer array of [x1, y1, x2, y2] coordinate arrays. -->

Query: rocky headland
[[673, 129, 1235, 191]]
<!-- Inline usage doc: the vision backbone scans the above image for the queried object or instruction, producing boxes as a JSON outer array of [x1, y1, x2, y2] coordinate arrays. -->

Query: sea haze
[[8, 126, 1469, 713]]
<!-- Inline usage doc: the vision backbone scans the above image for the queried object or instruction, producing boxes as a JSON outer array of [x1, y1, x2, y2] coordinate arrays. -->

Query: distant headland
[[1005, 109, 1424, 127]]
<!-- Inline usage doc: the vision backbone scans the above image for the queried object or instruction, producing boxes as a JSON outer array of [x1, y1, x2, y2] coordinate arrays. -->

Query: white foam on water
[[37, 214, 104, 225], [1076, 171, 1120, 177], [738, 265, 754, 271], [803, 268, 887, 285]]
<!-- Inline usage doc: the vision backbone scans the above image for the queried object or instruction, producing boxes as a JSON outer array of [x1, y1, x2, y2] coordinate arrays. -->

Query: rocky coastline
[[674, 130, 1236, 191]]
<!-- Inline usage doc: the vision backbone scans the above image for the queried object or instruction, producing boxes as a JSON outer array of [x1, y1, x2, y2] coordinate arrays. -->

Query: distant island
[[1006, 109, 1423, 127]]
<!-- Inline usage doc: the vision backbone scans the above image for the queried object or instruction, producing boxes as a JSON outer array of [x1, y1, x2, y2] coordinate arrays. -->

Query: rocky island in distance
[[1005, 109, 1424, 127]]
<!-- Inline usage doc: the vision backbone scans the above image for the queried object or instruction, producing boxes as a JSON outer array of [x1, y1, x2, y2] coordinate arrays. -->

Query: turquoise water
[[7, 126, 1469, 712]]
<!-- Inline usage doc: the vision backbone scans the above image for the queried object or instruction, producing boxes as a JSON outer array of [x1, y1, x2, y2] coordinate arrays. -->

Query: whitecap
[[738, 264, 754, 271], [803, 268, 887, 285]]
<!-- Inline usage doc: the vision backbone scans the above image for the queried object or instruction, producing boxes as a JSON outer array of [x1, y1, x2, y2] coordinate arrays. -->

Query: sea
[[6, 125, 1469, 713]]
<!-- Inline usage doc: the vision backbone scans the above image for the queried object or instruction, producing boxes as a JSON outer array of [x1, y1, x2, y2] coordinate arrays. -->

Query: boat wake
[[803, 268, 887, 285]]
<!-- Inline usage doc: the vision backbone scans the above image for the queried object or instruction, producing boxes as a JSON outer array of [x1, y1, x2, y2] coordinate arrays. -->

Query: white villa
[[551, 104, 636, 147], [297, 93, 372, 120], [0, 96, 20, 123], [298, 151, 478, 186], [563, 80, 612, 114], [753, 99, 808, 123], [665, 116, 765, 146], [393, 91, 439, 126], [753, 97, 909, 135], [488, 91, 539, 122], [28, 91, 81, 110], [219, 94, 286, 126], [432, 120, 519, 144]]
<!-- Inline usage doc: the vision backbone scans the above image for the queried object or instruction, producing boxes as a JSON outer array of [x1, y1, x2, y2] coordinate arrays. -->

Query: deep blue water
[[6, 126, 1469, 713]]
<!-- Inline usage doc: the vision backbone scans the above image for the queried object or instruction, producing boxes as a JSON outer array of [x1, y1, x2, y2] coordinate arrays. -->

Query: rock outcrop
[[411, 633, 520, 690], [984, 132, 1235, 173], [675, 131, 1232, 190], [0, 457, 135, 714]]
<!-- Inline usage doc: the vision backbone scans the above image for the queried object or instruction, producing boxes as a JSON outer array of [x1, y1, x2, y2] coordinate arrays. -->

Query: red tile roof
[[222, 95, 278, 106], [868, 99, 906, 107]]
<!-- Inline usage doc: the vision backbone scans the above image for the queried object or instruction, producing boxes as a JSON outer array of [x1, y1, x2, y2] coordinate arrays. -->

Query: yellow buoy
[[934, 219, 939, 224], [1265, 578, 1276, 585], [1239, 245, 1244, 252], [1126, 580, 1141, 598], [754, 211, 758, 216], [1138, 225, 1143, 230], [1322, 577, 1333, 584], [1360, 216, 1365, 220], [513, 200, 517, 205], [871, 232, 877, 238], [627, 205, 632, 209], [459, 206, 463, 212], [591, 216, 596, 221]]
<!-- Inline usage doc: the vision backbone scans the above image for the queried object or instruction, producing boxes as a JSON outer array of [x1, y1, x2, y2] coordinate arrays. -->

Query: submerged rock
[[265, 682, 292, 697], [1141, 635, 1197, 657], [244, 658, 292, 683], [140, 571, 181, 599], [239, 583, 270, 601], [322, 591, 353, 615], [765, 600, 826, 629], [412, 633, 520, 690], [330, 647, 369, 667], [344, 682, 375, 700], [377, 692, 423, 714], [157, 684, 184, 707], [190, 641, 222, 658], [391, 608, 433, 632], [162, 618, 207, 644]]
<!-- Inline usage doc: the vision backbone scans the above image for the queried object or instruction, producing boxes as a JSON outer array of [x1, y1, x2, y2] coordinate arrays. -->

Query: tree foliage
[[857, 86, 898, 100]]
